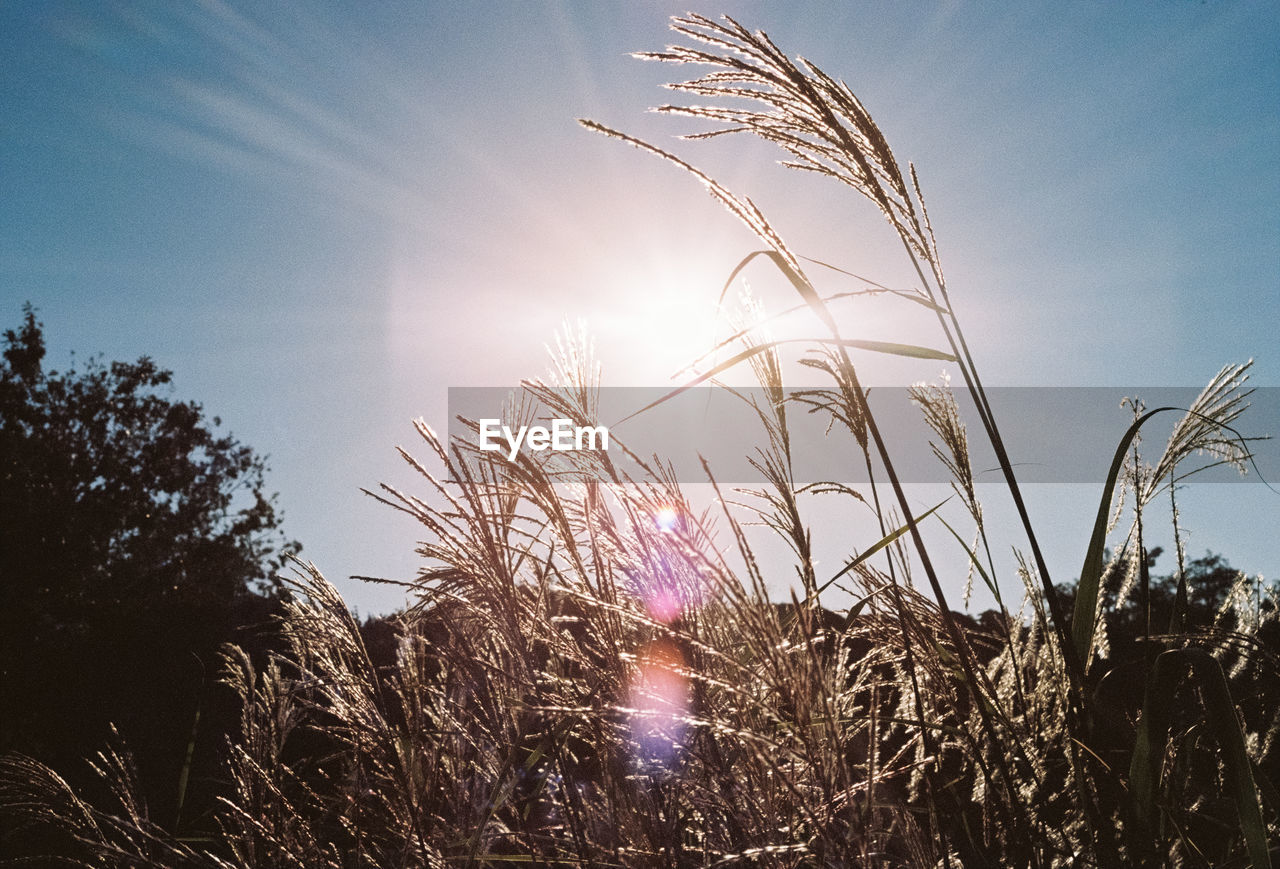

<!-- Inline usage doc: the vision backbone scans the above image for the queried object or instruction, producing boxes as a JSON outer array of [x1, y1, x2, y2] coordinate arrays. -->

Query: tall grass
[[3, 14, 1277, 868]]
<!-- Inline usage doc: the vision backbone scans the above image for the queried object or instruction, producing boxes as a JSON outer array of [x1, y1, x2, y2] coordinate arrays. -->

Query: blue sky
[[3, 2, 1278, 614]]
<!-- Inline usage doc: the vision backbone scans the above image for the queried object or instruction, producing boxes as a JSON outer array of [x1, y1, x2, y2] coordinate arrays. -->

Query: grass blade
[[1072, 406, 1178, 667], [613, 338, 953, 425], [811, 497, 949, 600], [1130, 648, 1271, 869]]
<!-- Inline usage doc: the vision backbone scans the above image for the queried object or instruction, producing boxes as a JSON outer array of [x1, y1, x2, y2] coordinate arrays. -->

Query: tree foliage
[[0, 304, 295, 826]]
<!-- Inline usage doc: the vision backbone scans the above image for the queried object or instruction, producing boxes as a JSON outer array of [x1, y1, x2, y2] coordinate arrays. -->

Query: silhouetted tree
[[0, 304, 296, 832]]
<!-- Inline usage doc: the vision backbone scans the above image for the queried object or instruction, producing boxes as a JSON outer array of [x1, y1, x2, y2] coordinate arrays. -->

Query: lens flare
[[627, 638, 690, 767], [645, 584, 682, 623], [655, 505, 678, 532]]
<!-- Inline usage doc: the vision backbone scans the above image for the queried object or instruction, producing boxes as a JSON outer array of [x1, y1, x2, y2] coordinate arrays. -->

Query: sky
[[3, 1, 1278, 615]]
